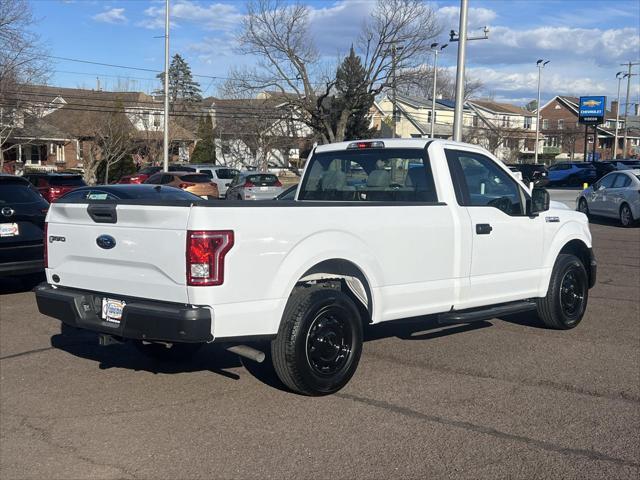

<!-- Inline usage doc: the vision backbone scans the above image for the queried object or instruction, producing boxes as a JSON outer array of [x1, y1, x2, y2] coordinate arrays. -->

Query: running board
[[438, 301, 537, 325]]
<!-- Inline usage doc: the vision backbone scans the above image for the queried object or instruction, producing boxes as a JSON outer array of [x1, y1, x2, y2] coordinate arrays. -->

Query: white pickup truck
[[36, 139, 596, 395]]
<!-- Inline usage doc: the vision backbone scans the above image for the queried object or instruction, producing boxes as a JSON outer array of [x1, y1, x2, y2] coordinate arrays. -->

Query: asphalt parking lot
[[1, 217, 638, 479]]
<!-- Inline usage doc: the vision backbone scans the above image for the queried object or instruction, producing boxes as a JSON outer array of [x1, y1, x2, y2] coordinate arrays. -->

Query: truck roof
[[313, 138, 482, 153]]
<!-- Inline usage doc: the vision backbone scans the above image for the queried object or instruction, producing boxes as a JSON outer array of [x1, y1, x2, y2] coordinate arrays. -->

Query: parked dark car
[[590, 161, 617, 181], [506, 163, 549, 186], [23, 172, 86, 202], [547, 162, 597, 186], [274, 184, 298, 200], [58, 184, 203, 201], [117, 164, 197, 184], [0, 175, 48, 276]]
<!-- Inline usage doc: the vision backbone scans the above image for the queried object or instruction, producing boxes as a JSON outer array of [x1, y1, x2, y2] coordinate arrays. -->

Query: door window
[[612, 174, 631, 188], [160, 174, 173, 184], [446, 150, 524, 215], [599, 174, 616, 189]]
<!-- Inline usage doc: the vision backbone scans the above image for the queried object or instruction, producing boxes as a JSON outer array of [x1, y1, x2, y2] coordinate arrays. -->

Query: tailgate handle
[[87, 204, 117, 224]]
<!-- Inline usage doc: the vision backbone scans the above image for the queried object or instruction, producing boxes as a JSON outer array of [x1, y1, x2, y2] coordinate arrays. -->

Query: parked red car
[[23, 173, 87, 202], [117, 166, 163, 184]]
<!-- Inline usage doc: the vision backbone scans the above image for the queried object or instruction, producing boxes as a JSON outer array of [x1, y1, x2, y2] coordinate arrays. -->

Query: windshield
[[216, 168, 241, 179], [246, 174, 279, 186], [0, 183, 44, 204], [179, 174, 210, 183], [49, 176, 86, 186], [299, 148, 437, 202]]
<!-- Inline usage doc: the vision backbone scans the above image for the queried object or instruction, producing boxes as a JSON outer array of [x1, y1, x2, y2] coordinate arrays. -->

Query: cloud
[[139, 1, 243, 31], [437, 6, 497, 30], [92, 8, 128, 24]]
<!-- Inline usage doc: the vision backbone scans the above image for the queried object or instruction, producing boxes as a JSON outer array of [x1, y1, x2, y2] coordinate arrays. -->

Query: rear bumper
[[588, 248, 597, 289], [0, 259, 44, 276], [35, 284, 212, 343]]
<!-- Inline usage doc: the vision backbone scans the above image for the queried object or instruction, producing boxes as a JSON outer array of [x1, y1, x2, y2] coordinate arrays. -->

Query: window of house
[[78, 141, 84, 159], [542, 119, 549, 129], [153, 112, 161, 127], [558, 119, 564, 130], [472, 116, 479, 127], [29, 146, 41, 164], [524, 117, 532, 129]]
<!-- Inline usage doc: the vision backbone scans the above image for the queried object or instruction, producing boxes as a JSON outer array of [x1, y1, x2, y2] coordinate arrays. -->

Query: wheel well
[[559, 240, 592, 284], [296, 259, 373, 323]]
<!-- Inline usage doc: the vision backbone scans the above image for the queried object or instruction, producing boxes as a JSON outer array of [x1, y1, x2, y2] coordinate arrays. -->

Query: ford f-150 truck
[[36, 139, 596, 396]]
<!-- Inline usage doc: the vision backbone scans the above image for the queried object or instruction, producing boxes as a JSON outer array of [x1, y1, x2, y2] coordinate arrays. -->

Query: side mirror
[[529, 187, 550, 216]]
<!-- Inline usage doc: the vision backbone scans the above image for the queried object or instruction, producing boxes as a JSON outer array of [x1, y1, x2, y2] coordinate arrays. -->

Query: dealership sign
[[578, 96, 606, 125]]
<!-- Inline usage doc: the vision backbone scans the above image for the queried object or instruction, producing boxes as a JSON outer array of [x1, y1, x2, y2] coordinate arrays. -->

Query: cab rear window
[[299, 148, 437, 202], [0, 183, 44, 204], [247, 174, 279, 186], [49, 176, 86, 186]]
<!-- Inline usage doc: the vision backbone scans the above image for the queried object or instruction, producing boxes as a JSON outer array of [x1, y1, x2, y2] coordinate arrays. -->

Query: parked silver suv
[[225, 172, 284, 200]]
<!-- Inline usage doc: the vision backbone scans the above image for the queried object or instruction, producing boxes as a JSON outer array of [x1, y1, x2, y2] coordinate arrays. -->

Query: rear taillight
[[48, 187, 63, 201], [178, 182, 195, 189], [187, 230, 234, 286], [43, 222, 48, 269], [274, 180, 283, 187], [243, 181, 255, 188]]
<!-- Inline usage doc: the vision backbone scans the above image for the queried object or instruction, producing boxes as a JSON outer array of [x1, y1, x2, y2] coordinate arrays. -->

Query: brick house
[[539, 96, 640, 161]]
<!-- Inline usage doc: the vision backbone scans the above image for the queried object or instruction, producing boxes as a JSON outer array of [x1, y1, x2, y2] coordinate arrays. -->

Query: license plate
[[101, 298, 126, 324], [260, 186, 268, 191], [0, 223, 19, 237]]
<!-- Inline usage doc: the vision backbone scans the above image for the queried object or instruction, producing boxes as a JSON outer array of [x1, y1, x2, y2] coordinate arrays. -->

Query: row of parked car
[[507, 159, 640, 188]]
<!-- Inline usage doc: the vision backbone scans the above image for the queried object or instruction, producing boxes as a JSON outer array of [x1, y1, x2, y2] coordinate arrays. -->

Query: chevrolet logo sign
[[582, 100, 601, 107]]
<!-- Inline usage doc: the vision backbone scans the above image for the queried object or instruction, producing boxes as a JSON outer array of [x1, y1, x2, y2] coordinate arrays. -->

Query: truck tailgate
[[46, 203, 191, 304]]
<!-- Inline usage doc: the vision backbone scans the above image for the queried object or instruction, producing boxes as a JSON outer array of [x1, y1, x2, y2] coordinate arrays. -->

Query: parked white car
[[189, 165, 241, 198], [36, 139, 596, 395], [577, 169, 640, 227]]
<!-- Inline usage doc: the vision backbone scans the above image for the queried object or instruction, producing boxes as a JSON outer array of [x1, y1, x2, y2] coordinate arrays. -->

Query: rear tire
[[536, 254, 588, 330], [271, 284, 363, 396], [133, 341, 202, 362], [620, 203, 635, 227]]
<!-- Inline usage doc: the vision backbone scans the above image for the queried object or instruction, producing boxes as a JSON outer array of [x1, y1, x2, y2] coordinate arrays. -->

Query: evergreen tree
[[156, 54, 202, 104], [332, 47, 375, 141], [191, 115, 216, 164]]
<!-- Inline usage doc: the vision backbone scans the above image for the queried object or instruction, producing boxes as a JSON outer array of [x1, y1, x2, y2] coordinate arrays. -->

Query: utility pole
[[534, 59, 550, 164], [429, 43, 448, 138], [163, 0, 170, 171], [391, 43, 397, 138], [613, 71, 624, 159], [621, 61, 639, 158], [450, 2, 489, 142]]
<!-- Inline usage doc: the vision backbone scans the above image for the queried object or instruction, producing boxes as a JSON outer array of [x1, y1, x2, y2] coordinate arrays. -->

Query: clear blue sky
[[31, 0, 640, 106]]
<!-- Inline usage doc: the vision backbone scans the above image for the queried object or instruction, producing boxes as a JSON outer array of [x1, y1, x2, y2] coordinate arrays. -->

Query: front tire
[[271, 284, 363, 396], [620, 203, 635, 227], [536, 254, 588, 330], [577, 197, 589, 216]]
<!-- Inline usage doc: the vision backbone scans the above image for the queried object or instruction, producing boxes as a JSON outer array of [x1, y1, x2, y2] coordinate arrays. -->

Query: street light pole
[[163, 0, 170, 171], [452, 0, 468, 142], [430, 43, 447, 139], [620, 61, 639, 158], [613, 71, 624, 159], [534, 59, 549, 164]]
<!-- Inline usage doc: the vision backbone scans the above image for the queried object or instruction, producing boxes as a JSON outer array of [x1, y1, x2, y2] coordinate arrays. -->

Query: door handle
[[476, 223, 493, 235]]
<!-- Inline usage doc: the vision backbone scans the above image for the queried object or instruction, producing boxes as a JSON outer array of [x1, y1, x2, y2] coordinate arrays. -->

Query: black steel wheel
[[620, 203, 634, 227], [272, 284, 363, 396], [577, 197, 589, 216], [537, 253, 588, 329]]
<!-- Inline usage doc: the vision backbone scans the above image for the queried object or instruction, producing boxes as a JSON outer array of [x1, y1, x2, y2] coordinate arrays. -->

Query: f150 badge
[[96, 235, 116, 249]]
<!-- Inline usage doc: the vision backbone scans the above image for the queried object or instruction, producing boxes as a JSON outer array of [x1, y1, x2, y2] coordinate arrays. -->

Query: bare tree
[[84, 106, 133, 185], [0, 0, 48, 170], [398, 66, 484, 100], [231, 0, 439, 144]]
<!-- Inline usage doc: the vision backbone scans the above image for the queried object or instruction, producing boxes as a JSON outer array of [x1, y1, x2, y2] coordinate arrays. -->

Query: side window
[[446, 150, 524, 215], [612, 174, 631, 188], [146, 173, 161, 184], [599, 174, 616, 189], [160, 174, 173, 184], [200, 169, 213, 178]]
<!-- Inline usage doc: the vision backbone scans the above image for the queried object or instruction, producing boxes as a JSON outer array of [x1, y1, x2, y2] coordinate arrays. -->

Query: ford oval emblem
[[96, 235, 116, 250]]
